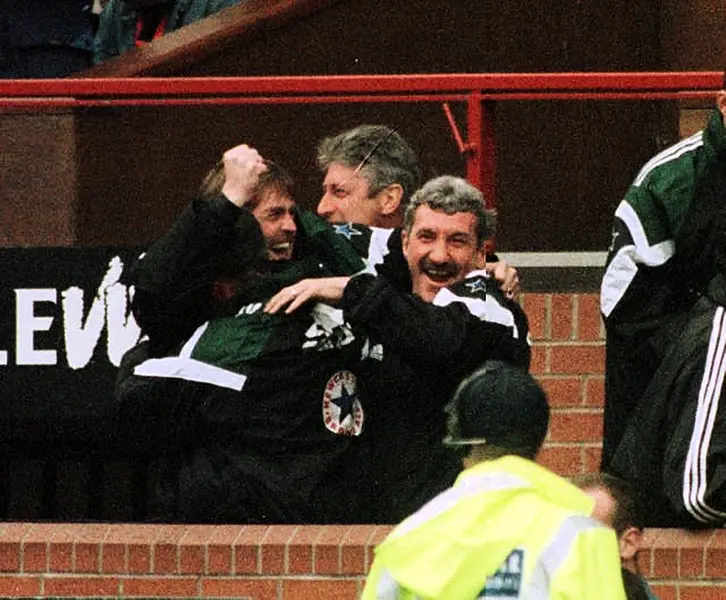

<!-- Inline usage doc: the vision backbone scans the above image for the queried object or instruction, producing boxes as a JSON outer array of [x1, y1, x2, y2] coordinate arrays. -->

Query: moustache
[[419, 258, 459, 279]]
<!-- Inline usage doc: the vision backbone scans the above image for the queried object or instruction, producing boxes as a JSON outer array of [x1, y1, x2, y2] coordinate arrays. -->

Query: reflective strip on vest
[[392, 472, 529, 539], [523, 514, 603, 599], [378, 510, 605, 599]]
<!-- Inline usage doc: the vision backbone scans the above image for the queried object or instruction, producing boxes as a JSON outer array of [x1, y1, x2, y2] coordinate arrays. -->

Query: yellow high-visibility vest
[[363, 456, 626, 599]]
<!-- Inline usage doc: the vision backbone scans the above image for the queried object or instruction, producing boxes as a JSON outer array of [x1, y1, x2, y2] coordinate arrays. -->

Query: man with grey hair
[[317, 124, 421, 228], [401, 175, 496, 301], [316, 124, 520, 297], [267, 175, 530, 521]]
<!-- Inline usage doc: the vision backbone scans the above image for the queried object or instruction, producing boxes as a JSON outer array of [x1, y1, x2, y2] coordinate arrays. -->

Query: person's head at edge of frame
[[316, 124, 423, 228], [571, 472, 646, 576], [200, 158, 297, 262], [443, 360, 549, 468], [401, 175, 496, 302]]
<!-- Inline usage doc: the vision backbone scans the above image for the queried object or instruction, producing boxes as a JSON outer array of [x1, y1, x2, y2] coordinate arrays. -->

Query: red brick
[[0, 523, 33, 541], [288, 526, 320, 575], [44, 575, 119, 596], [679, 586, 726, 600], [539, 376, 583, 407], [282, 579, 358, 600], [341, 526, 370, 575], [529, 344, 548, 374], [261, 526, 297, 575], [100, 542, 126, 574], [0, 543, 20, 572], [206, 526, 242, 576], [677, 530, 712, 579], [179, 526, 212, 575], [316, 526, 350, 575], [365, 526, 393, 569], [122, 576, 199, 597], [550, 344, 605, 375], [120, 525, 157, 575], [521, 293, 548, 340], [0, 525, 30, 571], [127, 543, 152, 575], [103, 524, 134, 574], [22, 542, 47, 573], [152, 525, 187, 575], [649, 584, 676, 600], [0, 576, 41, 596], [537, 445, 582, 477], [581, 445, 602, 473], [576, 294, 603, 341], [153, 543, 178, 575], [583, 376, 605, 407], [551, 294, 574, 340], [202, 577, 277, 599], [234, 526, 268, 575], [638, 529, 662, 578], [652, 547, 679, 578], [23, 524, 56, 573], [73, 524, 107, 574], [706, 530, 726, 577], [48, 542, 73, 573], [548, 410, 603, 443], [48, 525, 76, 573]]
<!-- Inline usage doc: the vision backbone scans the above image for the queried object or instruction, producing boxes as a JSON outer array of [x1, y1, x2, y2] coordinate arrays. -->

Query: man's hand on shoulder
[[264, 277, 351, 314], [486, 260, 520, 299]]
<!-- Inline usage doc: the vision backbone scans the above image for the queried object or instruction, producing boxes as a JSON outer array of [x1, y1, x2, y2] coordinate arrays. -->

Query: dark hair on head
[[477, 440, 539, 461], [571, 472, 644, 535], [199, 159, 295, 211], [621, 568, 649, 600], [316, 124, 422, 207]]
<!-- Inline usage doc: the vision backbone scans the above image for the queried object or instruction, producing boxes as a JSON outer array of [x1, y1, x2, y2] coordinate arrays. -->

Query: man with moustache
[[315, 124, 520, 298], [123, 145, 527, 523], [267, 175, 530, 521]]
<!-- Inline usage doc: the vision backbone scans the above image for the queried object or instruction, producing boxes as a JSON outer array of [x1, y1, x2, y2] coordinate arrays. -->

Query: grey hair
[[316, 124, 422, 206], [403, 175, 496, 245]]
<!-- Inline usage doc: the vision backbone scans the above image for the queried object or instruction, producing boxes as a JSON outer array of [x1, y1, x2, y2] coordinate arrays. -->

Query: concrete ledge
[[0, 523, 723, 598]]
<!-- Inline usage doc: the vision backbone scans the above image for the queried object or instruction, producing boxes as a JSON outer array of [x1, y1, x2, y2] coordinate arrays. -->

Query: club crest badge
[[323, 370, 364, 436]]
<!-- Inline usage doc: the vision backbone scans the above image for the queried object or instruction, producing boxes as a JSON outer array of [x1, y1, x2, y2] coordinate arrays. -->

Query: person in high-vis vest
[[362, 360, 626, 600]]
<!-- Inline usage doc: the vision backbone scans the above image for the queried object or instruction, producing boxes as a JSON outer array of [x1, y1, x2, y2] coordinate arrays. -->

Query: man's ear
[[718, 91, 726, 120], [619, 526, 643, 562], [401, 229, 410, 260], [375, 184, 404, 216]]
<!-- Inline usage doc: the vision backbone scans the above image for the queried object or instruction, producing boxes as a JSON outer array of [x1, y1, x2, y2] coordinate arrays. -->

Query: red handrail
[[1, 71, 721, 207], [0, 72, 721, 96]]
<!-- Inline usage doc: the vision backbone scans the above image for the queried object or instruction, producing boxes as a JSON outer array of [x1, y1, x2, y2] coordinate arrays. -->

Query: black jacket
[[610, 274, 726, 527], [342, 269, 531, 522]]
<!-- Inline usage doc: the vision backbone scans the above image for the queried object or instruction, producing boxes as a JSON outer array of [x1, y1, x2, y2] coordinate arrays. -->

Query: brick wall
[[522, 292, 606, 477], [1, 523, 725, 599], [1, 291, 721, 598]]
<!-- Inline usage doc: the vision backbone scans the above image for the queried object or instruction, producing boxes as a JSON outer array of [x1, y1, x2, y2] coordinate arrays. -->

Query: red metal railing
[[1, 71, 722, 207]]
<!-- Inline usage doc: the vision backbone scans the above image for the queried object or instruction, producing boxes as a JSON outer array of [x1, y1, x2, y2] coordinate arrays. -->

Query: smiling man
[[317, 125, 420, 228], [400, 176, 486, 302], [224, 157, 297, 261], [127, 143, 362, 356], [315, 124, 520, 298], [267, 175, 530, 521]]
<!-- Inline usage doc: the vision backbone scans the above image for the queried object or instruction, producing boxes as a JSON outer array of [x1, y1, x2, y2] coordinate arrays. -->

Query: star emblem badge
[[333, 223, 363, 240]]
